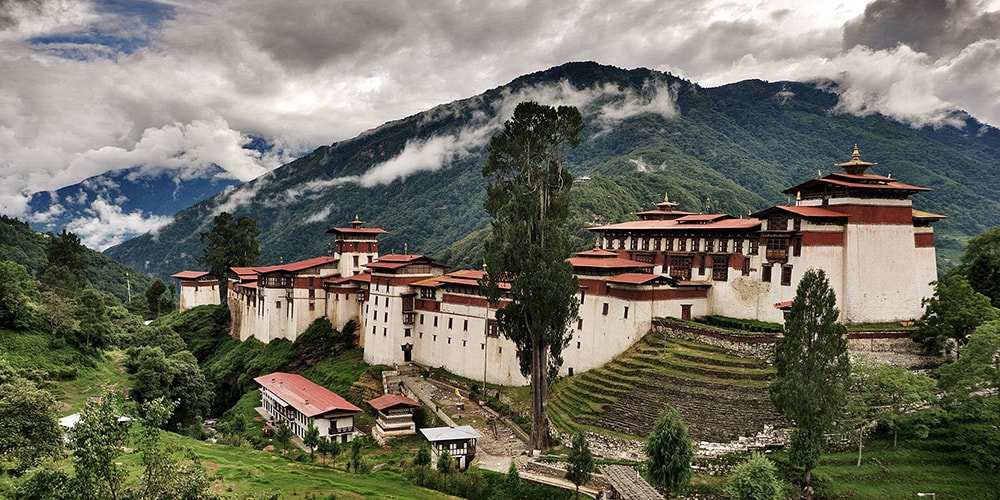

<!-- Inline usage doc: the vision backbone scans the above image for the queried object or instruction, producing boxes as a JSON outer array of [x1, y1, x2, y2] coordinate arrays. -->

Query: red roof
[[592, 218, 760, 232], [365, 254, 445, 272], [367, 394, 420, 411], [255, 372, 361, 417], [325, 227, 388, 235], [784, 175, 929, 195], [751, 205, 848, 219], [912, 209, 947, 221], [326, 272, 372, 285], [171, 270, 211, 280], [606, 273, 670, 285], [574, 248, 619, 258], [774, 300, 793, 310], [230, 266, 257, 280], [568, 256, 654, 270], [254, 256, 337, 274], [674, 213, 730, 223]]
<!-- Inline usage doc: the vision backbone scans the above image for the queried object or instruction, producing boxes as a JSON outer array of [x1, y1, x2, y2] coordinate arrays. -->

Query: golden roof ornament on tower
[[834, 144, 878, 175], [654, 192, 680, 211]]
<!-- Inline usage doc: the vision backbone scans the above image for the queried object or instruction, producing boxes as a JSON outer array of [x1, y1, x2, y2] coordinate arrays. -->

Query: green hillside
[[0, 215, 152, 303], [105, 62, 1000, 278]]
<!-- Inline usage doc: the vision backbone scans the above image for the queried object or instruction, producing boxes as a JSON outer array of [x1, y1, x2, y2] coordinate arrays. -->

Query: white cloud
[[63, 196, 172, 250]]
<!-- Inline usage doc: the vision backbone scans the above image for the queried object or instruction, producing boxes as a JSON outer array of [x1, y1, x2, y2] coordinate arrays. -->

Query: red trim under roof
[[367, 394, 420, 411], [255, 372, 361, 417], [171, 270, 211, 280], [592, 218, 761, 232], [784, 176, 929, 195]]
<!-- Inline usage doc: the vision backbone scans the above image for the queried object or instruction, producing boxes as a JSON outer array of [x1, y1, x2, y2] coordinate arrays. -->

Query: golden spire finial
[[351, 214, 364, 228], [594, 233, 601, 249], [404, 242, 408, 255], [852, 144, 861, 161]]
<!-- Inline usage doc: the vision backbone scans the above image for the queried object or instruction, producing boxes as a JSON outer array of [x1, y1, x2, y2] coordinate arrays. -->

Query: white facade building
[[255, 371, 361, 443]]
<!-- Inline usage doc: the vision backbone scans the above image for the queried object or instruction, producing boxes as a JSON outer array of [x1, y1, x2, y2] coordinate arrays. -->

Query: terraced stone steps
[[549, 333, 784, 442]]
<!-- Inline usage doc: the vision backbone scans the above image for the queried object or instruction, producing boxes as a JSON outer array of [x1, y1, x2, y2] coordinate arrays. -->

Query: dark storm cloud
[[844, 0, 1000, 58]]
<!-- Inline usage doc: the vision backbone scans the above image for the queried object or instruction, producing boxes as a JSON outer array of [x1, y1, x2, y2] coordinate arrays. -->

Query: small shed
[[367, 394, 420, 443], [419, 425, 482, 471]]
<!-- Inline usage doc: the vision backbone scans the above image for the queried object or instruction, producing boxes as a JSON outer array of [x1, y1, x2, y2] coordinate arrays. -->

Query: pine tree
[[198, 212, 260, 304], [481, 101, 583, 452], [769, 268, 850, 487], [565, 432, 594, 499], [645, 407, 693, 496]]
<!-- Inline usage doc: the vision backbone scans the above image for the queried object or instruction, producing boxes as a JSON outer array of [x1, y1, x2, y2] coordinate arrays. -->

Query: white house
[[254, 372, 361, 443], [419, 425, 483, 471]]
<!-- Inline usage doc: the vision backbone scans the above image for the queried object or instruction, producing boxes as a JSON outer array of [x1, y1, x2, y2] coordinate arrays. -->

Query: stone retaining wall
[[652, 318, 778, 362]]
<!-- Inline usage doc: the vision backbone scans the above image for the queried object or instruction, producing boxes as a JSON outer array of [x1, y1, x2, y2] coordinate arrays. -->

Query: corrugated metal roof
[[419, 425, 483, 442], [254, 372, 361, 417]]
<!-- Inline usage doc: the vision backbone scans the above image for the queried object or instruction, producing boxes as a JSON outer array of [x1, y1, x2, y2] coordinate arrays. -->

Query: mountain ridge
[[105, 61, 1000, 279]]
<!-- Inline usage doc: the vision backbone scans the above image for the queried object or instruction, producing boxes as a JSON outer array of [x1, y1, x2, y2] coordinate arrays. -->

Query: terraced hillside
[[549, 334, 784, 442]]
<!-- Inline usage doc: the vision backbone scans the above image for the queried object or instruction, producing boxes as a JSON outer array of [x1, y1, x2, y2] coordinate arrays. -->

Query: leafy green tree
[[957, 226, 1000, 307], [481, 101, 583, 452], [326, 439, 342, 468], [724, 452, 784, 500], [44, 229, 86, 289], [645, 407, 693, 496], [0, 377, 63, 473], [914, 273, 999, 355], [74, 288, 110, 349], [275, 422, 293, 455], [937, 319, 1000, 469], [304, 422, 320, 461], [769, 268, 849, 487], [565, 432, 594, 500], [128, 347, 213, 431], [414, 442, 432, 468], [503, 459, 523, 499], [38, 264, 82, 298], [436, 449, 454, 474], [132, 397, 212, 499], [145, 278, 168, 318], [0, 260, 37, 330], [199, 212, 260, 303], [70, 392, 131, 500], [350, 438, 365, 473], [40, 290, 77, 347]]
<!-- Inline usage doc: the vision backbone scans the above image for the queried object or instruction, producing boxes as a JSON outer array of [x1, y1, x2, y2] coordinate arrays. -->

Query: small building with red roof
[[255, 372, 361, 444], [170, 270, 219, 311], [367, 394, 421, 443]]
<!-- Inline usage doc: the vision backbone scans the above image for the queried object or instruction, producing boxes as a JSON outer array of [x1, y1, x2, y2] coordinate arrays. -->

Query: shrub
[[724, 452, 784, 500]]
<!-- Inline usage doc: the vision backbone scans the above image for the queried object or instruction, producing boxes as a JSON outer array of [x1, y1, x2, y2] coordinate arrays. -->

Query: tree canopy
[[480, 101, 583, 452], [914, 273, 999, 355], [957, 226, 1000, 308], [645, 406, 693, 496], [565, 432, 594, 499], [199, 212, 260, 303], [769, 268, 850, 487]]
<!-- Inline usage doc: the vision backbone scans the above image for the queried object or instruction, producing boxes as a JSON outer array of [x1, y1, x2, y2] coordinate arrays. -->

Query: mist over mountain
[[105, 62, 1000, 279]]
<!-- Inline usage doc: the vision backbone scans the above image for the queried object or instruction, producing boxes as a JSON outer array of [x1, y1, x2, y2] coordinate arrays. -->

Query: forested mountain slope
[[105, 62, 1000, 278]]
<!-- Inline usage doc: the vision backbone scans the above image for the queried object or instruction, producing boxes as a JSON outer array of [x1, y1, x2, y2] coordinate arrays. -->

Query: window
[[712, 257, 729, 281], [353, 255, 360, 267], [433, 335, 437, 342], [383, 328, 387, 336], [276, 301, 281, 309], [734, 239, 743, 253], [420, 314, 424, 325], [665, 238, 674, 251], [481, 343, 485, 350], [448, 318, 453, 329], [691, 238, 700, 252], [749, 239, 759, 255], [447, 337, 451, 344], [577, 341, 581, 349], [580, 289, 586, 304], [766, 237, 789, 262], [705, 238, 714, 252], [434, 316, 438, 327], [487, 320, 499, 338], [624, 306, 629, 319], [653, 238, 661, 251], [372, 326, 376, 335], [463, 319, 468, 331], [719, 239, 728, 252], [641, 237, 649, 250], [383, 312, 388, 322], [577, 318, 583, 330], [404, 328, 411, 337], [781, 265, 793, 286], [793, 218, 802, 232], [602, 303, 609, 316], [669, 255, 692, 280], [767, 218, 788, 231], [762, 264, 773, 283], [462, 340, 467, 347], [678, 238, 687, 251]]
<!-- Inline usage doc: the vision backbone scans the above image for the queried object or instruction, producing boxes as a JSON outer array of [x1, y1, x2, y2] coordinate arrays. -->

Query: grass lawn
[[808, 434, 1000, 499]]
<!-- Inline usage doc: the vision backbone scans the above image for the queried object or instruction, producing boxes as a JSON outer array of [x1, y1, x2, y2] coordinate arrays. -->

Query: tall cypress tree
[[769, 268, 849, 487], [481, 101, 583, 453], [198, 212, 260, 304]]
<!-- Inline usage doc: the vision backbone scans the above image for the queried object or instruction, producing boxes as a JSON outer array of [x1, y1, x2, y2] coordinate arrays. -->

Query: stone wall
[[846, 331, 949, 369], [652, 318, 778, 363]]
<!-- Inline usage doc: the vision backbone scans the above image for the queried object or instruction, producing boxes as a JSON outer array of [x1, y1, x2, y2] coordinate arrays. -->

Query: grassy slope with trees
[[105, 62, 1000, 279]]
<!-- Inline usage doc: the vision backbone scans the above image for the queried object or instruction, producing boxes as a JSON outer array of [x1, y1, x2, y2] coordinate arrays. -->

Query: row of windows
[[762, 264, 794, 286], [605, 236, 758, 254]]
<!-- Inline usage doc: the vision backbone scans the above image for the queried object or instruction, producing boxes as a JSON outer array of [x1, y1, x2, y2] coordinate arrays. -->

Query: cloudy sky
[[2, 0, 999, 244]]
